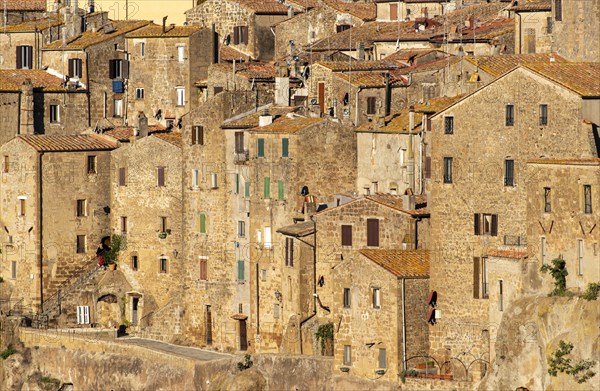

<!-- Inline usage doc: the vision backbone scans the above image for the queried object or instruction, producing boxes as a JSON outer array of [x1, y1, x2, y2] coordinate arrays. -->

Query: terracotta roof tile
[[527, 158, 600, 166], [287, 0, 319, 9], [321, 0, 376, 21], [332, 71, 407, 88], [276, 221, 315, 237], [523, 62, 600, 97], [103, 124, 166, 141], [249, 116, 324, 134], [432, 2, 508, 26], [383, 49, 442, 65], [394, 55, 460, 74], [44, 20, 152, 49], [485, 249, 528, 259], [18, 134, 117, 152], [315, 60, 400, 72], [222, 106, 298, 129], [365, 193, 428, 215], [359, 249, 430, 278], [465, 53, 567, 77], [3, 0, 46, 11], [234, 0, 291, 14], [211, 62, 277, 80], [509, 0, 551, 11], [126, 24, 202, 38], [152, 132, 183, 148], [220, 45, 251, 62], [3, 15, 62, 32], [0, 70, 79, 92]]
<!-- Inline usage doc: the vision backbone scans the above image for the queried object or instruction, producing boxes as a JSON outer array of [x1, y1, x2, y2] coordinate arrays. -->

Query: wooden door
[[206, 305, 213, 345], [239, 320, 248, 351], [318, 83, 325, 114]]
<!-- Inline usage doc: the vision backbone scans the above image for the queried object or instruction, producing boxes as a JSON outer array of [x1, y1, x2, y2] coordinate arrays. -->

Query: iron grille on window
[[444, 116, 454, 134], [504, 159, 514, 186], [443, 157, 453, 184], [505, 104, 514, 126]]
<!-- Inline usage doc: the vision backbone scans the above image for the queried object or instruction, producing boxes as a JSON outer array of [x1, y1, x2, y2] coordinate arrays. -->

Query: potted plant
[[105, 234, 127, 270]]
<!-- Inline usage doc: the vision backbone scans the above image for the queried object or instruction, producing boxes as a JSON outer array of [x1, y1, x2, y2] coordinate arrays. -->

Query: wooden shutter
[[242, 26, 249, 44], [281, 138, 289, 157], [119, 167, 126, 186], [200, 259, 207, 280], [474, 213, 481, 235], [367, 219, 379, 247], [157, 167, 165, 186], [491, 214, 498, 236], [235, 132, 244, 153], [16, 46, 22, 69], [263, 177, 270, 198], [278, 180, 284, 201], [26, 46, 32, 68], [390, 4, 398, 20], [68, 59, 74, 78], [109, 59, 116, 79], [473, 257, 480, 299], [258, 138, 265, 157], [233, 27, 240, 45], [192, 126, 197, 144], [77, 59, 83, 78], [122, 60, 129, 78], [200, 214, 206, 233], [198, 126, 204, 145], [237, 260, 245, 280], [554, 0, 562, 21], [289, 238, 294, 267], [341, 225, 352, 246], [367, 97, 376, 114], [424, 157, 431, 179]]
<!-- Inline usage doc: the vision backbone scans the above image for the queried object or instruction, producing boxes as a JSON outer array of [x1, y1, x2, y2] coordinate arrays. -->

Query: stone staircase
[[132, 299, 183, 342]]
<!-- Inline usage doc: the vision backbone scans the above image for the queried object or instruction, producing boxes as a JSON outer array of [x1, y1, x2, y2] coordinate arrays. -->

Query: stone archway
[[96, 294, 121, 327]]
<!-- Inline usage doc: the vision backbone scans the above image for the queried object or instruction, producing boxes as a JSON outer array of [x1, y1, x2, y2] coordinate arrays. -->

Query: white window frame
[[77, 306, 90, 324], [135, 87, 144, 100], [211, 173, 218, 189], [192, 169, 200, 188], [264, 227, 272, 249], [113, 99, 123, 117], [11, 261, 16, 279], [50, 104, 60, 123], [578, 239, 584, 275], [177, 45, 185, 63], [343, 345, 352, 366], [372, 287, 381, 309], [176, 87, 185, 106]]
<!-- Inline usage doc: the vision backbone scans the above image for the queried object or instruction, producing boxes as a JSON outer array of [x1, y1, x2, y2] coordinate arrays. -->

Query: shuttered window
[[257, 138, 265, 157], [281, 138, 289, 157], [285, 237, 294, 267], [443, 157, 453, 184], [424, 156, 431, 179], [583, 185, 593, 214], [343, 288, 351, 308], [68, 58, 83, 78], [235, 173, 240, 194], [367, 97, 377, 115], [16, 45, 32, 69], [366, 219, 379, 247], [109, 59, 124, 79], [554, 0, 562, 21], [237, 260, 245, 281], [378, 348, 386, 369], [341, 225, 352, 246], [192, 126, 204, 145], [118, 167, 126, 186], [505, 104, 514, 126], [473, 257, 480, 299], [504, 159, 514, 186], [263, 177, 270, 198], [199, 213, 206, 234], [244, 181, 250, 198], [157, 166, 165, 186], [474, 213, 498, 236], [235, 132, 244, 153], [199, 258, 208, 280], [539, 104, 548, 125], [233, 26, 249, 45], [278, 180, 284, 201]]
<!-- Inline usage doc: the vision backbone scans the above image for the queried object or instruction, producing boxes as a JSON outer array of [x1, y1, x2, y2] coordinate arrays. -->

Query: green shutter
[[264, 177, 270, 198], [258, 138, 265, 157], [200, 213, 206, 233], [282, 138, 289, 157], [278, 180, 284, 201], [235, 173, 239, 194], [244, 181, 250, 198], [237, 260, 245, 281]]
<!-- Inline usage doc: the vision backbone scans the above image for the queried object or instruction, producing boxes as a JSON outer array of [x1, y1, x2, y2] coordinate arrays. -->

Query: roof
[[126, 24, 202, 38], [249, 116, 325, 134], [44, 20, 152, 49], [432, 17, 514, 43], [485, 249, 528, 259], [18, 135, 117, 152], [2, 15, 62, 32], [332, 71, 407, 88], [2, 0, 46, 11], [0, 70, 79, 92], [509, 0, 551, 11], [152, 132, 183, 148], [464, 53, 567, 77], [211, 62, 276, 80], [315, 60, 400, 72], [223, 0, 290, 15], [366, 193, 429, 216], [220, 45, 251, 62], [321, 0, 376, 21], [357, 95, 464, 132], [276, 221, 315, 237], [102, 124, 166, 141], [523, 62, 600, 97], [394, 55, 460, 74], [527, 158, 600, 166], [383, 49, 442, 65], [222, 106, 298, 129], [359, 249, 430, 278]]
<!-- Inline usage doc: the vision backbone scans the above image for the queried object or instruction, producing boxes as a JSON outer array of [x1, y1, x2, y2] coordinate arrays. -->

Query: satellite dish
[[427, 308, 436, 325], [428, 290, 437, 307]]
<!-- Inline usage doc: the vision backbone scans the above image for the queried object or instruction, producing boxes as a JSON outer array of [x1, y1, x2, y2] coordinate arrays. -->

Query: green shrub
[[540, 257, 568, 296], [0, 345, 16, 360], [237, 354, 253, 371], [548, 340, 596, 384], [582, 282, 600, 301]]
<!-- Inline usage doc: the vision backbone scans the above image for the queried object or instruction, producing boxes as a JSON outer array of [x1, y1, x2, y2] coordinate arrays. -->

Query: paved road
[[118, 337, 231, 361]]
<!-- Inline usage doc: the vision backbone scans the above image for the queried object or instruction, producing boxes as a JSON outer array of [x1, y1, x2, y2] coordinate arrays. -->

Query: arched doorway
[[96, 294, 120, 327]]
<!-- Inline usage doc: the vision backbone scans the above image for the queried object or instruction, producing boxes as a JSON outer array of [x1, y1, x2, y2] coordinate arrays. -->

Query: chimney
[[408, 105, 415, 131], [275, 62, 290, 106], [259, 109, 273, 127], [162, 16, 168, 34], [287, 6, 294, 18], [384, 72, 392, 117], [19, 80, 35, 135], [137, 112, 148, 138], [357, 42, 365, 61]]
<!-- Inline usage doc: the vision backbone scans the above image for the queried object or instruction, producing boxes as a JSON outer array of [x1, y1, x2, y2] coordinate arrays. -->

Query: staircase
[[133, 299, 183, 342]]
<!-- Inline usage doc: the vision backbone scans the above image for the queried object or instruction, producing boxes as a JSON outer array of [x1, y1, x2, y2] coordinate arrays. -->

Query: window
[[177, 45, 185, 62], [367, 219, 379, 247], [263, 177, 270, 198], [554, 0, 562, 21], [192, 169, 200, 188], [68, 58, 83, 78], [199, 257, 208, 280], [109, 59, 123, 79], [87, 156, 97, 174], [192, 126, 204, 145], [157, 166, 165, 186], [343, 288, 351, 308], [336, 24, 352, 32], [76, 306, 90, 325], [257, 138, 265, 158], [278, 180, 284, 201], [234, 132, 245, 154], [424, 156, 431, 179], [119, 167, 126, 186], [541, 187, 552, 213], [505, 104, 514, 126], [121, 216, 127, 233], [131, 255, 138, 271], [341, 225, 352, 246], [260, 268, 267, 281], [546, 17, 553, 33], [498, 280, 504, 311], [213, 86, 223, 95], [16, 45, 33, 69], [504, 159, 514, 186], [281, 138, 289, 157], [3, 155, 8, 173], [237, 260, 245, 281], [583, 185, 592, 214], [473, 257, 488, 299], [578, 240, 584, 275], [160, 216, 168, 233], [233, 26, 249, 45], [76, 235, 86, 254], [76, 199, 86, 217], [159, 257, 168, 273], [113, 99, 123, 117], [541, 236, 546, 265], [444, 116, 454, 134], [11, 261, 16, 279], [264, 227, 272, 249], [199, 213, 206, 234], [49, 104, 60, 123], [367, 97, 377, 115], [244, 181, 250, 198], [211, 173, 218, 189], [176, 87, 185, 106], [343, 345, 352, 366], [238, 220, 245, 237], [235, 173, 240, 194], [273, 303, 280, 319], [474, 213, 498, 236], [378, 348, 386, 369], [135, 88, 144, 100], [389, 3, 398, 20], [19, 198, 25, 216], [539, 104, 548, 125], [285, 237, 294, 267], [443, 157, 453, 184], [140, 42, 145, 57], [372, 288, 381, 309]]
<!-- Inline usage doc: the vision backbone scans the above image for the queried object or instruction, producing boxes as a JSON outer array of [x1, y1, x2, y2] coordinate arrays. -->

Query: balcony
[[234, 150, 249, 164]]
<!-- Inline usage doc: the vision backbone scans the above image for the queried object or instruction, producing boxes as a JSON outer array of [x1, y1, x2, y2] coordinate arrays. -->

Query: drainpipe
[[85, 49, 91, 127], [354, 86, 362, 126], [401, 277, 407, 372], [39, 152, 44, 312], [384, 72, 391, 117], [418, 113, 426, 195], [407, 106, 415, 193], [299, 215, 317, 354], [256, 263, 260, 337]]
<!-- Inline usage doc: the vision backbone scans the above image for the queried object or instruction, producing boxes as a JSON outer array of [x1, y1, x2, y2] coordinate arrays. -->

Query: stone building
[[432, 17, 515, 56], [0, 134, 116, 313], [41, 19, 152, 129], [109, 129, 183, 337], [1, 0, 48, 26], [550, 0, 600, 62], [125, 24, 214, 128], [509, 0, 553, 55], [185, 0, 296, 61], [526, 158, 600, 292], [428, 63, 600, 379], [375, 0, 450, 22], [0, 70, 88, 145], [332, 249, 430, 380], [92, 0, 192, 24]]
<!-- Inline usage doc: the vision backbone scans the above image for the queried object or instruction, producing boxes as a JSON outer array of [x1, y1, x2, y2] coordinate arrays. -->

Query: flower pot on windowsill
[[158, 232, 167, 239], [375, 369, 385, 376], [339, 367, 350, 373]]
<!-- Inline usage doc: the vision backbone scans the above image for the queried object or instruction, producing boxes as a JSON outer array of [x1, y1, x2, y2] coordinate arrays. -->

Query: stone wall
[[513, 10, 553, 55], [0, 32, 42, 70], [552, 0, 600, 62]]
